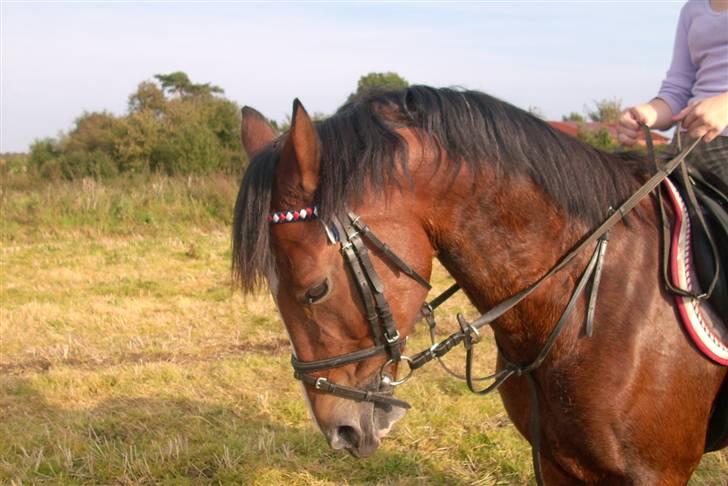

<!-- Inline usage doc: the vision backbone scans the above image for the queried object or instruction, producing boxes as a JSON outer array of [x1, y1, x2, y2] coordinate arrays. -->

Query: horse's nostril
[[328, 422, 380, 457], [337, 425, 360, 448]]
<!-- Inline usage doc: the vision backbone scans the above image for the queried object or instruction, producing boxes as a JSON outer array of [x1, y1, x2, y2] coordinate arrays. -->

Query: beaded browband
[[268, 206, 318, 224]]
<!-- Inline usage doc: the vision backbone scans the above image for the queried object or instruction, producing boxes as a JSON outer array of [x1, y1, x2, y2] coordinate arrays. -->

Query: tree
[[128, 81, 166, 114], [562, 112, 585, 123], [29, 72, 243, 179], [347, 72, 409, 102], [154, 71, 223, 98], [586, 98, 622, 123]]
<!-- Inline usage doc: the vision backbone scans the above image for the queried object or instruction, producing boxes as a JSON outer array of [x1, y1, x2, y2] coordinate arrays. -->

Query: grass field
[[1, 175, 726, 485]]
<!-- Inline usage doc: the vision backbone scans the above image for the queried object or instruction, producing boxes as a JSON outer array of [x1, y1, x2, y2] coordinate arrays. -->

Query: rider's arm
[[654, 4, 696, 128], [617, 4, 694, 144]]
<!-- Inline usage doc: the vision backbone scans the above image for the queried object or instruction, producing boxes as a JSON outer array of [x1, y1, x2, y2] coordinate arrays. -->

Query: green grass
[[1, 175, 726, 485]]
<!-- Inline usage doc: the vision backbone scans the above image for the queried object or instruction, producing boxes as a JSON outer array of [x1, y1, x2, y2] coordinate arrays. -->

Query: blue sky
[[1, 1, 683, 152]]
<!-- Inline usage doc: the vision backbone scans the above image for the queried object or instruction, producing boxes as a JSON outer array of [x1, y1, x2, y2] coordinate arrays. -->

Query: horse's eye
[[305, 279, 330, 304]]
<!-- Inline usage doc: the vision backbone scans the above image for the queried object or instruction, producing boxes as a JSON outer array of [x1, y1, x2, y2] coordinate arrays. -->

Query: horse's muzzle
[[322, 398, 408, 458]]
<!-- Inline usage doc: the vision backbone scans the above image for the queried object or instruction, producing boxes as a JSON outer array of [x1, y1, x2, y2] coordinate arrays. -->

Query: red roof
[[549, 121, 579, 138], [548, 121, 669, 145]]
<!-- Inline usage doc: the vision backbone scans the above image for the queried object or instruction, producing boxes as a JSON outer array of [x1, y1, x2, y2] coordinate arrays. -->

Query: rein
[[270, 132, 700, 485]]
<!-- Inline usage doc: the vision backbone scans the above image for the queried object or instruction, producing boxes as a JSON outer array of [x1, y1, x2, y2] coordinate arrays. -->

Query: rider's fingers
[[628, 107, 648, 126], [703, 128, 721, 143]]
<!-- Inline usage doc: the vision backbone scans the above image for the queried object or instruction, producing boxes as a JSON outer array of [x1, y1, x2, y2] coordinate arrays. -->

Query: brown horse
[[232, 86, 726, 484]]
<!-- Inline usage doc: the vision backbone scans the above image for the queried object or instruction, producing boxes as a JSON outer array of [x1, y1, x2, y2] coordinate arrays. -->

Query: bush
[[577, 126, 619, 153], [29, 73, 247, 180]]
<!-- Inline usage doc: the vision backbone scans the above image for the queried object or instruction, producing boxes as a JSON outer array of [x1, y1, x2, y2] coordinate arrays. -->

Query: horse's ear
[[279, 99, 320, 195], [241, 106, 278, 158]]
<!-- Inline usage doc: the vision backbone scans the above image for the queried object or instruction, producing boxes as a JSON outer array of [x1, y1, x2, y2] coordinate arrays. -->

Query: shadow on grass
[[0, 376, 464, 485]]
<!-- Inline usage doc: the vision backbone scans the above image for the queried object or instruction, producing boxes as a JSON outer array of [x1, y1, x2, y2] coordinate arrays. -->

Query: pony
[[232, 86, 726, 484]]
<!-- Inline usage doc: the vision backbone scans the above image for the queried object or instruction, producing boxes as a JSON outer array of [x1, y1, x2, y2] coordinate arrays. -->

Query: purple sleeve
[[656, 5, 696, 114]]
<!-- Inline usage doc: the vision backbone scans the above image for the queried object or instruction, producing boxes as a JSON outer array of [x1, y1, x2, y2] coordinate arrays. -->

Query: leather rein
[[272, 131, 700, 485]]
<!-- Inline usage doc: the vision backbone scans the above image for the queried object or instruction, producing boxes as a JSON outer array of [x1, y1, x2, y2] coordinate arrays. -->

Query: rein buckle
[[315, 377, 328, 390], [384, 329, 401, 344]]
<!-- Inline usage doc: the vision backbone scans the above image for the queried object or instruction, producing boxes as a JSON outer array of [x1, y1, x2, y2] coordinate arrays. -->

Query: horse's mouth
[[326, 399, 408, 458], [343, 437, 380, 458]]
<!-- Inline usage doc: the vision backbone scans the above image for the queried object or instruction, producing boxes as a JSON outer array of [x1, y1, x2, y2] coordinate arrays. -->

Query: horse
[[232, 86, 727, 484]]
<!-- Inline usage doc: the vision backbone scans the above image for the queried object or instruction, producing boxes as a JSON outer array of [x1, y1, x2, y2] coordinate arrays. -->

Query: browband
[[268, 206, 318, 224]]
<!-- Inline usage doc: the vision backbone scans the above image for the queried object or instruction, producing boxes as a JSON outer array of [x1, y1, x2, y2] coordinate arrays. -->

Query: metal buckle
[[384, 329, 400, 344], [467, 325, 481, 344], [380, 356, 413, 386], [421, 303, 436, 330], [349, 215, 362, 227], [315, 377, 328, 390]]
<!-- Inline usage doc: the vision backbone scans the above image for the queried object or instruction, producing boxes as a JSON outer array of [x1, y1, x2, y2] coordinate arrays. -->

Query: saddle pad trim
[[664, 179, 728, 365]]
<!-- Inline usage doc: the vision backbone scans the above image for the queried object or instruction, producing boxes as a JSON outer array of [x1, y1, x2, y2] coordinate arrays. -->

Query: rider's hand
[[617, 104, 658, 146], [672, 92, 728, 143]]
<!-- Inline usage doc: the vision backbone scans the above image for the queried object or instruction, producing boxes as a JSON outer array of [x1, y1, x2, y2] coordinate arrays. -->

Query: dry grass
[[1, 176, 726, 485]]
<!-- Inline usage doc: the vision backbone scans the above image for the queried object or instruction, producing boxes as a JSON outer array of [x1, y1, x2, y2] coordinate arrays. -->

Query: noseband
[[272, 209, 432, 410]]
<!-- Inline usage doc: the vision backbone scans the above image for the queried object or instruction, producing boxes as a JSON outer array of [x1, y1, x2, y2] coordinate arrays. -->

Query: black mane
[[233, 85, 649, 291]]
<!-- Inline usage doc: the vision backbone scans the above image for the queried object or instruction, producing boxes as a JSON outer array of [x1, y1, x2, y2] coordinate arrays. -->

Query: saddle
[[664, 168, 728, 453], [669, 168, 728, 321]]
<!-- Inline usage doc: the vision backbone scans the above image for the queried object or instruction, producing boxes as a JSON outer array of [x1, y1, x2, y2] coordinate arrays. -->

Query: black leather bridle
[[291, 211, 432, 410], [276, 131, 700, 486]]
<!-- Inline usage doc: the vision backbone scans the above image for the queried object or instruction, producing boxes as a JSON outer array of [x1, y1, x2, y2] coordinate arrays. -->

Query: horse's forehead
[[270, 225, 331, 286]]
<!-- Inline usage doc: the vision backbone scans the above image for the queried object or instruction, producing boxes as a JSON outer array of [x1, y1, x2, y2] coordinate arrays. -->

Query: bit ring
[[380, 355, 414, 386]]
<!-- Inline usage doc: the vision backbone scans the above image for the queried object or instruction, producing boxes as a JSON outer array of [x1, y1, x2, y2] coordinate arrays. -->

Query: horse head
[[234, 99, 434, 457]]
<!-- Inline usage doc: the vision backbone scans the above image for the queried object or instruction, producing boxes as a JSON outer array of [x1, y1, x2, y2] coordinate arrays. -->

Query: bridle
[[268, 131, 701, 485], [286, 210, 433, 410]]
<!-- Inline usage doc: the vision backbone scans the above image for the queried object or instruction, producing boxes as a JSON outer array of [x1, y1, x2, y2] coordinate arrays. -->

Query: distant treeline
[[28, 72, 244, 180], [14, 70, 634, 181]]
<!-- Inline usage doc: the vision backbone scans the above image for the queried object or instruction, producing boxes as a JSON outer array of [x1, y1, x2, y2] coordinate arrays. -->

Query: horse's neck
[[427, 169, 592, 358]]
